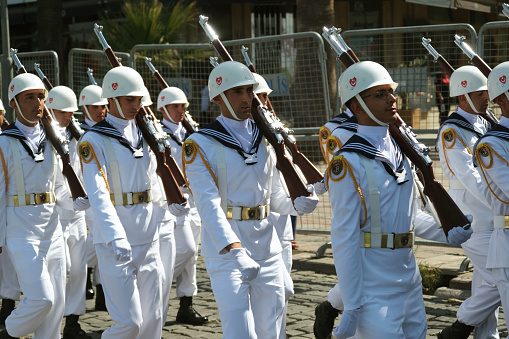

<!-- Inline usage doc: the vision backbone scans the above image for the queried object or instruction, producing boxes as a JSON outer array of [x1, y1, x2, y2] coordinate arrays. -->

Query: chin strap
[[354, 94, 389, 126], [114, 98, 126, 119], [83, 106, 93, 121], [162, 106, 178, 124], [14, 97, 38, 124], [220, 93, 241, 121], [465, 93, 481, 114]]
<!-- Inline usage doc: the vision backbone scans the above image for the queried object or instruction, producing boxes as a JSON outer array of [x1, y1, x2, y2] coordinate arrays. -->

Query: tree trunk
[[37, 0, 63, 83]]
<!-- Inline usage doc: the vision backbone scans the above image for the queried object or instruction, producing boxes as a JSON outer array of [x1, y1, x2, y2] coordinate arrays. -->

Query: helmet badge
[[216, 77, 222, 86], [112, 82, 118, 91], [10, 85, 14, 92], [81, 95, 85, 101], [161, 96, 165, 102], [349, 77, 357, 87], [461, 80, 467, 88], [49, 97, 53, 103], [500, 76, 507, 84]]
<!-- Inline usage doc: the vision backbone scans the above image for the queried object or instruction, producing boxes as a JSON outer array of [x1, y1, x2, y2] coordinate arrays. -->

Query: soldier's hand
[[229, 247, 260, 282], [168, 194, 190, 217], [313, 180, 327, 196], [111, 238, 132, 262], [294, 185, 319, 215], [447, 223, 473, 247], [73, 196, 91, 211], [333, 308, 360, 339]]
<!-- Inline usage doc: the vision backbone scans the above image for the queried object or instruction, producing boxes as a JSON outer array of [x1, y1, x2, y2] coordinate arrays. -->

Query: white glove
[[111, 238, 132, 262], [294, 185, 319, 216], [314, 180, 327, 195], [229, 247, 260, 282], [333, 308, 360, 339], [73, 196, 91, 211], [168, 202, 190, 217], [180, 185, 190, 195], [447, 215, 473, 246]]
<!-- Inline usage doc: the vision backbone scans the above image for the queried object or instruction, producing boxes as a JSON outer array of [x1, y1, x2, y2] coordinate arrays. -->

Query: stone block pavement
[[1, 232, 507, 338]]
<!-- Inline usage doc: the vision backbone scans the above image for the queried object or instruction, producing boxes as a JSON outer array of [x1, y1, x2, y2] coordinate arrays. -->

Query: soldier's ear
[[9, 99, 16, 110], [350, 100, 364, 115]]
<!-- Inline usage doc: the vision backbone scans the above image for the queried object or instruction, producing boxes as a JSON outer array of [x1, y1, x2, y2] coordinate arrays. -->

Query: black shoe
[[86, 268, 94, 300], [95, 284, 107, 311], [63, 315, 91, 339], [313, 300, 340, 339], [437, 320, 475, 339], [176, 296, 208, 326], [0, 329, 18, 339], [0, 299, 15, 326]]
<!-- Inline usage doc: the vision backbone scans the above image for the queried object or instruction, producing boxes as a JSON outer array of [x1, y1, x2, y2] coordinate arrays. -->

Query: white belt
[[226, 204, 270, 220], [449, 179, 465, 190], [494, 216, 509, 229], [6, 192, 55, 206]]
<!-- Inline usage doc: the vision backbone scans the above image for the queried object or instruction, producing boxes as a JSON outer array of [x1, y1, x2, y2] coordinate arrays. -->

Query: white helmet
[[449, 65, 487, 97], [79, 85, 108, 106], [101, 66, 146, 99], [208, 61, 258, 100], [487, 61, 509, 101], [253, 73, 273, 95], [0, 99, 4, 112], [157, 87, 189, 110], [339, 61, 398, 107], [8, 73, 47, 102], [46, 86, 78, 112], [142, 87, 153, 106]]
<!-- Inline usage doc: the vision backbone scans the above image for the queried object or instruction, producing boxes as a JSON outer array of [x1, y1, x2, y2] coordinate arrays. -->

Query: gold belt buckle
[[505, 216, 509, 229], [242, 206, 261, 220], [132, 191, 149, 204], [29, 192, 50, 205], [394, 232, 413, 249]]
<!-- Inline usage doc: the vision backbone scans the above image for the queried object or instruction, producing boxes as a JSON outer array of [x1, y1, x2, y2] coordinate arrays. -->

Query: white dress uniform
[[0, 121, 67, 338], [437, 108, 500, 338], [319, 109, 357, 165], [55, 126, 88, 317], [161, 119, 201, 300], [79, 115, 163, 339], [183, 116, 298, 339], [474, 116, 509, 331], [328, 125, 448, 339]]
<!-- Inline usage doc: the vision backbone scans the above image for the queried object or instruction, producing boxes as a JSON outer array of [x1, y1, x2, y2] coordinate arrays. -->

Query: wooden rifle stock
[[94, 24, 185, 205], [200, 16, 310, 200], [10, 50, 86, 200], [436, 57, 454, 77], [241, 47, 323, 184]]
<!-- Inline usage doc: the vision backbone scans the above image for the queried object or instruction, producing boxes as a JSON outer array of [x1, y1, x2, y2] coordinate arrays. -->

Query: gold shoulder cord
[[182, 140, 218, 193], [476, 143, 509, 204], [442, 128, 471, 176], [327, 155, 368, 227], [0, 148, 7, 190], [79, 142, 110, 193], [319, 126, 330, 164]]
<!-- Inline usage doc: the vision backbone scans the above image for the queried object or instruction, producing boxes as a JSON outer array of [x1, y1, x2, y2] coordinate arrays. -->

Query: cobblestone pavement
[[2, 255, 507, 338]]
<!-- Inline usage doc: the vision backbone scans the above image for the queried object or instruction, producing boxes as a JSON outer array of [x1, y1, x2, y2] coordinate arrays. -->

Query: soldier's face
[[358, 84, 398, 125], [256, 92, 268, 106], [163, 103, 186, 123], [53, 109, 73, 127], [466, 90, 489, 114], [10, 89, 45, 126], [109, 96, 142, 120], [86, 104, 107, 122], [215, 85, 254, 121]]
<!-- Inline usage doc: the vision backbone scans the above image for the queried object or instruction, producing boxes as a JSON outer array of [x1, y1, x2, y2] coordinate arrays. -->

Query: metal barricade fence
[[68, 48, 131, 95], [131, 32, 332, 232]]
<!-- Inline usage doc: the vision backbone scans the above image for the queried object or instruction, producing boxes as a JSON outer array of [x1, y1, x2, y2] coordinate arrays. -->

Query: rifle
[[1, 118, 9, 131], [93, 23, 186, 204], [324, 32, 470, 236], [240, 45, 324, 185], [34, 63, 84, 141], [87, 68, 97, 85], [453, 35, 499, 125], [10, 49, 87, 200], [199, 15, 311, 201], [144, 57, 199, 134], [322, 26, 356, 68]]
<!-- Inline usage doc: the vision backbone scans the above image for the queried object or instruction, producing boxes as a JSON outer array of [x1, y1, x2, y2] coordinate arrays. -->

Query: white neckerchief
[[500, 116, 509, 129], [85, 118, 97, 128], [344, 108, 353, 118], [456, 107, 487, 135], [217, 115, 253, 153], [106, 115, 139, 146], [357, 125, 398, 169], [162, 119, 185, 143], [15, 121, 43, 153]]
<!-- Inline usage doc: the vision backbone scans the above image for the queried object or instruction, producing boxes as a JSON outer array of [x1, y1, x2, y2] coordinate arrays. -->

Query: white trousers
[[0, 249, 20, 300], [159, 231, 176, 324], [279, 240, 294, 339], [458, 232, 500, 339], [62, 215, 88, 316], [353, 281, 427, 339], [205, 253, 286, 339], [86, 231, 102, 286], [96, 240, 163, 339], [327, 283, 345, 311], [491, 267, 509, 334], [174, 208, 201, 298], [6, 235, 66, 339]]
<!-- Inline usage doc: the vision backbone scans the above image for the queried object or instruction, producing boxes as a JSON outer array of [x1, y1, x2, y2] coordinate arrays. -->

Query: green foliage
[[99, 0, 198, 52], [419, 263, 443, 295]]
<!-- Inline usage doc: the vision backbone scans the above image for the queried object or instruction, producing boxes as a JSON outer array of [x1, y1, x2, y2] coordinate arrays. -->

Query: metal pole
[[1, 0, 13, 122]]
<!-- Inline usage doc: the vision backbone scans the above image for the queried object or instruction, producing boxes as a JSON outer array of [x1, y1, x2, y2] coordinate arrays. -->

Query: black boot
[[0, 299, 15, 325], [313, 300, 340, 339], [176, 296, 208, 325], [86, 268, 94, 300], [63, 314, 91, 339], [437, 319, 475, 339], [95, 284, 107, 311]]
